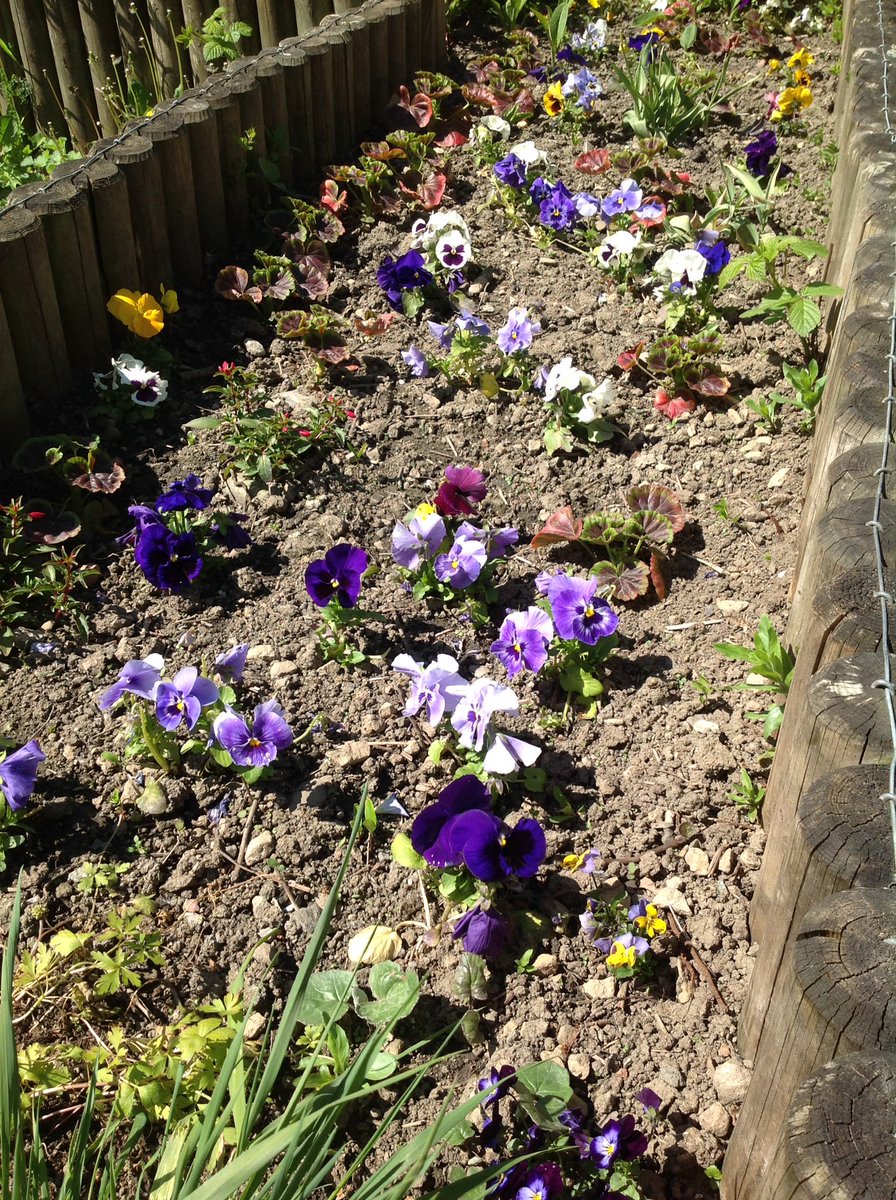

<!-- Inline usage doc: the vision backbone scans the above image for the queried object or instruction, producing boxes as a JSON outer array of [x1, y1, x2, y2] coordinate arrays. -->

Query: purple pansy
[[628, 31, 660, 56], [98, 654, 165, 710], [745, 128, 777, 177], [410, 775, 491, 864], [601, 178, 643, 221], [0, 740, 46, 812], [496, 307, 541, 355], [545, 574, 619, 645], [478, 1064, 515, 1105], [514, 1164, 564, 1200], [428, 319, 453, 349], [455, 310, 491, 337], [154, 666, 219, 732], [494, 153, 528, 189], [444, 808, 547, 881], [134, 525, 203, 593], [695, 238, 731, 276], [392, 652, 467, 725], [540, 181, 578, 231], [376, 250, 434, 310], [434, 465, 487, 516], [434, 537, 488, 588], [636, 1086, 662, 1113], [155, 474, 215, 513], [214, 644, 250, 683], [529, 176, 553, 205], [212, 700, 293, 768], [391, 512, 447, 570], [305, 544, 369, 608], [590, 1115, 649, 1170], [210, 512, 251, 549], [402, 345, 431, 377], [452, 902, 511, 959], [490, 607, 554, 677], [451, 678, 518, 752]]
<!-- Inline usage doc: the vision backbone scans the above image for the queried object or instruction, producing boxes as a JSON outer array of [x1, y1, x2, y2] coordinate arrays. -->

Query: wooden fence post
[[178, 91, 231, 259], [0, 290, 28, 449], [773, 1053, 896, 1200], [85, 155, 141, 296], [106, 130, 175, 289], [140, 101, 205, 285], [44, 0, 98, 148], [276, 39, 316, 189], [302, 33, 337, 165], [144, 0, 181, 98], [748, 652, 894, 947], [317, 17, 356, 154], [205, 74, 251, 239], [0, 208, 70, 397], [738, 763, 892, 1058], [341, 9, 373, 139], [24, 165, 111, 369], [252, 50, 293, 187], [723, 890, 896, 1199], [77, 0, 122, 136], [9, 3, 62, 133]]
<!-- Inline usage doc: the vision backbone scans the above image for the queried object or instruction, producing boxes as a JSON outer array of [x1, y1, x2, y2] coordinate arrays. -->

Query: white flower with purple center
[[652, 247, 707, 295], [544, 357, 596, 403], [113, 354, 169, 407], [392, 652, 467, 725], [597, 229, 642, 267], [435, 232, 471, 270]]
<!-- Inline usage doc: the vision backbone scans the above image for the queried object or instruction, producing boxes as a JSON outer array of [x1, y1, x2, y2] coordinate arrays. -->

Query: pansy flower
[[305, 544, 369, 608], [0, 741, 46, 812]]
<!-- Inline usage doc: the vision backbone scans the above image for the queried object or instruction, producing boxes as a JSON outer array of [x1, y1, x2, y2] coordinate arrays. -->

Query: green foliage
[[0, 40, 79, 200], [778, 358, 826, 430], [702, 161, 789, 238], [72, 860, 131, 894], [744, 391, 784, 432], [0, 498, 96, 655], [718, 235, 842, 338], [728, 768, 766, 822], [715, 615, 795, 738], [189, 367, 359, 486], [614, 45, 750, 144], [620, 328, 730, 403], [533, 0, 572, 60], [177, 7, 252, 65]]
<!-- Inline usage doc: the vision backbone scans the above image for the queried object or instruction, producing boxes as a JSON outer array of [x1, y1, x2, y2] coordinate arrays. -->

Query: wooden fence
[[0, 0, 379, 146], [0, 0, 445, 447], [720, 0, 896, 1194]]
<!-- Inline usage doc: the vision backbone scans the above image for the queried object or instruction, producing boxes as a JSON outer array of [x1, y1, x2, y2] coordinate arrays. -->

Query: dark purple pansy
[[744, 128, 777, 177], [305, 543, 369, 608], [445, 808, 547, 882], [410, 775, 492, 865], [452, 902, 510, 959], [695, 238, 731, 276], [134, 525, 203, 593], [210, 512, 251, 549], [155, 473, 215, 513], [494, 153, 528, 189], [590, 1115, 649, 1170], [539, 182, 578, 231], [434, 464, 488, 516], [376, 250, 434, 311]]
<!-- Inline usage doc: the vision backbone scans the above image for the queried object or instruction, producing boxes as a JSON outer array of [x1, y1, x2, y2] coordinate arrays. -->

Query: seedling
[[728, 768, 766, 822]]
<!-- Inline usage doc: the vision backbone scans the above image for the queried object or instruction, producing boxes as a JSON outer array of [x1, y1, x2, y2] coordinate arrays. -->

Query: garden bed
[[0, 3, 843, 1197]]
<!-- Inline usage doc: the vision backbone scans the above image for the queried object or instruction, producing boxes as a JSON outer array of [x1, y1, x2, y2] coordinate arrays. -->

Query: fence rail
[[720, 0, 896, 1194], [0, 0, 445, 448]]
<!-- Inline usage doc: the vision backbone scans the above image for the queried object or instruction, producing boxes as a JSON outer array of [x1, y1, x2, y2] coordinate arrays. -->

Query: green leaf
[[362, 792, 377, 834], [391, 833, 426, 870], [801, 282, 843, 298], [427, 739, 445, 766], [184, 416, 221, 430], [787, 236, 827, 260], [544, 423, 574, 457], [453, 952, 488, 1005], [787, 296, 821, 336], [514, 1060, 572, 1130], [717, 257, 748, 289], [352, 962, 420, 1025], [294, 970, 355, 1025], [257, 453, 273, 483]]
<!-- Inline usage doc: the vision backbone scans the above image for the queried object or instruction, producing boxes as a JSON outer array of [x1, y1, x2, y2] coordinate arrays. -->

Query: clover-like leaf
[[625, 483, 686, 533], [636, 509, 674, 545], [574, 147, 611, 175], [295, 970, 355, 1025]]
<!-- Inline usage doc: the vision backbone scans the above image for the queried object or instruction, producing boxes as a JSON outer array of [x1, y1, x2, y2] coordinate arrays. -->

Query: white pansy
[[598, 230, 642, 267], [508, 139, 545, 165], [478, 114, 511, 140], [545, 357, 591, 401], [112, 354, 168, 407], [652, 247, 707, 294]]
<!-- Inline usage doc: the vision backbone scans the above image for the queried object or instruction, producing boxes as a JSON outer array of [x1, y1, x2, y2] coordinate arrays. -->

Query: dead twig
[[230, 793, 261, 881], [666, 910, 729, 1014]]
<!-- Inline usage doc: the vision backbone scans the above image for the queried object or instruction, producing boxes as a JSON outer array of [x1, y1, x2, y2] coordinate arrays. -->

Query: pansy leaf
[[514, 1061, 572, 1131], [420, 171, 447, 209], [626, 483, 686, 533], [352, 961, 420, 1024], [436, 130, 467, 148], [295, 970, 355, 1025], [543, 424, 574, 457], [530, 506, 583, 548], [650, 551, 669, 600], [391, 833, 425, 870], [593, 560, 650, 601], [360, 140, 406, 161], [617, 343, 645, 372]]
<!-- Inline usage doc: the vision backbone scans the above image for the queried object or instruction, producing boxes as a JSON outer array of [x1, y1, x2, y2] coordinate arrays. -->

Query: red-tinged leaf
[[650, 552, 669, 600], [215, 265, 262, 304], [26, 511, 81, 544], [297, 239, 331, 276], [700, 28, 739, 54], [378, 191, 403, 215], [463, 83, 499, 109], [320, 179, 348, 213], [574, 148, 611, 175], [317, 344, 350, 364], [617, 343, 645, 372], [655, 389, 696, 421], [626, 483, 686, 533], [353, 310, 398, 336], [637, 509, 674, 546], [513, 88, 535, 114], [261, 271, 295, 302], [436, 130, 468, 148], [276, 310, 307, 339], [420, 171, 447, 209], [360, 140, 406, 161], [71, 460, 126, 494], [530, 506, 584, 549], [299, 266, 330, 300], [691, 373, 730, 398], [395, 85, 433, 127], [593, 560, 650, 602], [466, 58, 500, 83]]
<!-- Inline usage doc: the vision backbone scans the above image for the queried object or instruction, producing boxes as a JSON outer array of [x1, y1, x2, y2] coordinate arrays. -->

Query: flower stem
[[139, 706, 176, 774]]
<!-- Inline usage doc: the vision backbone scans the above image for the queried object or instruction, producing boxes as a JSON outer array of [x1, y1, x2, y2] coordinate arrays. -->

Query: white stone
[[684, 846, 711, 875], [245, 830, 273, 867], [716, 598, 749, 614], [583, 977, 617, 1000], [713, 1059, 752, 1105]]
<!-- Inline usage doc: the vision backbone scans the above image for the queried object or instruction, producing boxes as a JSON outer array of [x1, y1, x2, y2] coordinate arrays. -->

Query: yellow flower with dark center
[[544, 81, 565, 117], [106, 289, 165, 338], [766, 58, 781, 73], [607, 940, 637, 969], [633, 903, 667, 938], [772, 85, 813, 120], [793, 68, 812, 87], [787, 48, 814, 70]]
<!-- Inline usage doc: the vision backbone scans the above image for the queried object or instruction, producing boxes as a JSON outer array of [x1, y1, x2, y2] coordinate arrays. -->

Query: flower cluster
[[539, 356, 617, 453], [402, 306, 542, 390], [392, 654, 540, 777], [98, 647, 293, 777], [767, 47, 814, 121], [410, 209, 474, 283], [580, 896, 667, 978], [124, 475, 250, 594]]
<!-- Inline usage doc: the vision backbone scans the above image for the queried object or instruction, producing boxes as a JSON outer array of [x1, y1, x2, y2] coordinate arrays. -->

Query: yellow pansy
[[414, 501, 436, 518], [106, 289, 165, 338], [793, 68, 812, 86], [766, 58, 781, 73], [159, 286, 179, 315], [607, 940, 638, 969], [632, 903, 667, 938], [772, 85, 813, 120], [787, 48, 814, 70], [544, 81, 565, 117]]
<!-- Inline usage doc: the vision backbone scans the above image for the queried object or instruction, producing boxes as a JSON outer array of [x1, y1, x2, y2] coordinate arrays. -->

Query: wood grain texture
[[0, 208, 70, 397]]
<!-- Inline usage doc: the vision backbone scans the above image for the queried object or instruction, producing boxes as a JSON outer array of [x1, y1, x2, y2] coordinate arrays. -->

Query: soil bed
[[0, 7, 842, 1198]]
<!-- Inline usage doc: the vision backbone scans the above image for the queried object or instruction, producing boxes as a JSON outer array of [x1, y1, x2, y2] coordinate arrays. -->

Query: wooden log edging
[[0, 0, 446, 451], [721, 0, 896, 1195]]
